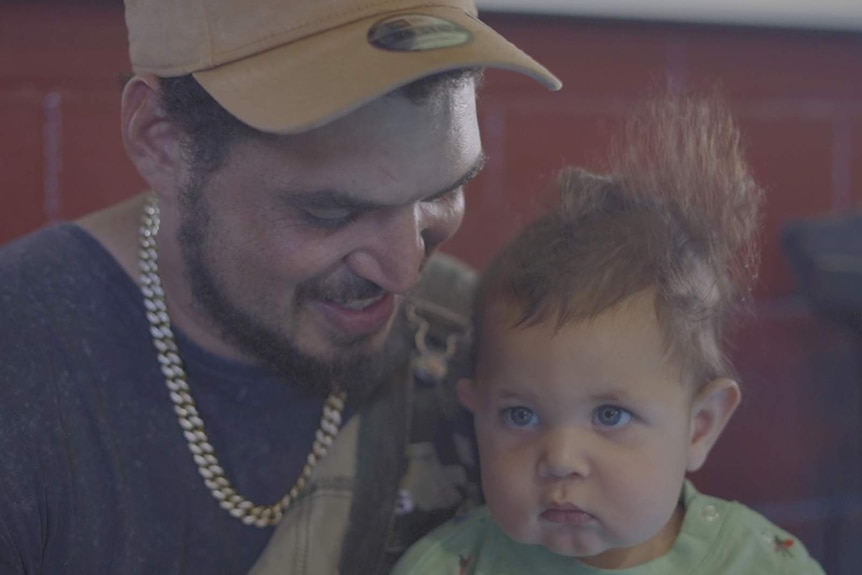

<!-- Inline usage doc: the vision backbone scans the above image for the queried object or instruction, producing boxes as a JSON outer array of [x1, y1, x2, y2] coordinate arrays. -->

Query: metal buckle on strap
[[406, 300, 471, 386]]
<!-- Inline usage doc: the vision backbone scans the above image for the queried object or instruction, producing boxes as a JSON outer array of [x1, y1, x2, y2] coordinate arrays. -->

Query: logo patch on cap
[[368, 15, 472, 52]]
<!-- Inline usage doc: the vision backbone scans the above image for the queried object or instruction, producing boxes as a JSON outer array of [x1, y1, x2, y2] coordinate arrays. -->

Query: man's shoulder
[[1, 222, 83, 258], [0, 225, 86, 339], [0, 222, 144, 392], [0, 222, 131, 309], [0, 223, 111, 294]]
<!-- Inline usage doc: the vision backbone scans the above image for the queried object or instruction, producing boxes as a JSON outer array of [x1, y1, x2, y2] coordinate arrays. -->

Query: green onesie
[[392, 481, 826, 575]]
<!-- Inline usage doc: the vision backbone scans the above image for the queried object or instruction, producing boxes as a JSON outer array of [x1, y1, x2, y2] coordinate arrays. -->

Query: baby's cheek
[[486, 489, 536, 543], [479, 441, 529, 480], [483, 463, 537, 533]]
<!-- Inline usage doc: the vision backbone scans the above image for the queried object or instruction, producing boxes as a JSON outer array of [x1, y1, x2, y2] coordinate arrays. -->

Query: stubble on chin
[[175, 183, 415, 401], [177, 197, 412, 400]]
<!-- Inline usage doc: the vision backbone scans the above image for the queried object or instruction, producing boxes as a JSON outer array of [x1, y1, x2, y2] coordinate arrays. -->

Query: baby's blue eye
[[593, 405, 632, 428], [502, 406, 538, 428]]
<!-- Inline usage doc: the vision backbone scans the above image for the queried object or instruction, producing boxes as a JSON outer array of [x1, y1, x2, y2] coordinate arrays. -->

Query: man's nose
[[537, 428, 591, 480], [345, 200, 463, 294]]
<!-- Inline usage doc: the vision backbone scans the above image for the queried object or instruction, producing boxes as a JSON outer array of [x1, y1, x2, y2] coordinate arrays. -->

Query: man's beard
[[176, 186, 412, 401]]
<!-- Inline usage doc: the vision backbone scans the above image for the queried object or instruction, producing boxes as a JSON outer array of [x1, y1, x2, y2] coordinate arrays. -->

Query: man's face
[[177, 83, 483, 396]]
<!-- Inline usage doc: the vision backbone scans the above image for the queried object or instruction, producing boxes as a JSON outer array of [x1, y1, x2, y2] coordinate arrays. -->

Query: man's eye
[[501, 406, 538, 428], [423, 187, 462, 204], [592, 405, 633, 429], [300, 208, 355, 228]]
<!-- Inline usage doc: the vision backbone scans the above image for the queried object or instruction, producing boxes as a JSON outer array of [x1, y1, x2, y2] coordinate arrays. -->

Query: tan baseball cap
[[125, 0, 562, 134]]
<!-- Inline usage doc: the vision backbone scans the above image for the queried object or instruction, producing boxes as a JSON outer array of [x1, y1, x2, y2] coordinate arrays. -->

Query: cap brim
[[193, 6, 561, 135]]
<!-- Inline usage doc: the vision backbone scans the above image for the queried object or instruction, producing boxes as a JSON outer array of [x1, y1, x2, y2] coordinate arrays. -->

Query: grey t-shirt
[[0, 224, 349, 574]]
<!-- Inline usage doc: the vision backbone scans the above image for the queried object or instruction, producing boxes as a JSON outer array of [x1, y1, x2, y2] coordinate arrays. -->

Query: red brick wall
[[453, 17, 862, 300], [3, 6, 860, 298], [0, 4, 144, 240], [2, 4, 861, 571]]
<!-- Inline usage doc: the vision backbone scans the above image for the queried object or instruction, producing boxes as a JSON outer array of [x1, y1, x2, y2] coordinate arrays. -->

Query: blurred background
[[1, 0, 860, 571]]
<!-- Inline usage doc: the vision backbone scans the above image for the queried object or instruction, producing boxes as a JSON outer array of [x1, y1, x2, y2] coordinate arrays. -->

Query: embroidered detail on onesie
[[761, 530, 795, 557], [773, 536, 795, 557], [700, 504, 720, 522]]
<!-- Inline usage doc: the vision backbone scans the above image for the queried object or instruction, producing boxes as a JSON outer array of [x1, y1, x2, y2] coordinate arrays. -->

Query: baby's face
[[461, 294, 700, 568]]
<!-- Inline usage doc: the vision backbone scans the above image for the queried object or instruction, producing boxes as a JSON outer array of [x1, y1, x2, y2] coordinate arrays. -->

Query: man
[[0, 0, 560, 573]]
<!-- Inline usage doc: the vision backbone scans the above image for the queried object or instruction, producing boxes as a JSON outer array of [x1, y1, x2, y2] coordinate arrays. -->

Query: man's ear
[[121, 74, 186, 200], [456, 378, 477, 413], [687, 378, 741, 472]]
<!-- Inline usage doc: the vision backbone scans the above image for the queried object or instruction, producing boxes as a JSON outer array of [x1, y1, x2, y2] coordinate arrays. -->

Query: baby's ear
[[456, 378, 478, 412], [686, 378, 741, 472]]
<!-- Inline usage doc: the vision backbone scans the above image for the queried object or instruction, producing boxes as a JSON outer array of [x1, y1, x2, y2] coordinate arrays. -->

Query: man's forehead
[[241, 81, 483, 195], [305, 79, 478, 143]]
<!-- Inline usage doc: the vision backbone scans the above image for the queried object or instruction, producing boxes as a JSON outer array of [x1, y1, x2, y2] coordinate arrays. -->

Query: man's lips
[[314, 292, 397, 336], [540, 503, 595, 526], [335, 293, 387, 311]]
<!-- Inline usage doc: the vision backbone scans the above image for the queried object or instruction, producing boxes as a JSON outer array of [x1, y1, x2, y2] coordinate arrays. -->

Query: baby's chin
[[553, 534, 672, 570], [494, 510, 675, 568], [536, 538, 611, 561], [496, 519, 611, 560]]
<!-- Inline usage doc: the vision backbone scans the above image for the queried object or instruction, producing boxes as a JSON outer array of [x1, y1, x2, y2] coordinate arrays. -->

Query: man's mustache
[[298, 272, 385, 304]]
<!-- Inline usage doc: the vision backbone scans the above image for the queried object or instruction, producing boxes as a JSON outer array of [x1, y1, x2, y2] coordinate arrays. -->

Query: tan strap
[[247, 415, 360, 575]]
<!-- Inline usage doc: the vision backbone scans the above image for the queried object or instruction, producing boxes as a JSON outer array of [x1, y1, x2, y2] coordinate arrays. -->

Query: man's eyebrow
[[285, 151, 488, 212], [423, 150, 488, 202]]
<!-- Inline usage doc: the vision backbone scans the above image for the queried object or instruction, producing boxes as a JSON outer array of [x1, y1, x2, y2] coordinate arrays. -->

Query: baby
[[393, 94, 826, 574]]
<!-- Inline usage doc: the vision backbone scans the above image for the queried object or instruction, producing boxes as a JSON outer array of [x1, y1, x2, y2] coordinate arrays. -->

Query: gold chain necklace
[[138, 194, 347, 528]]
